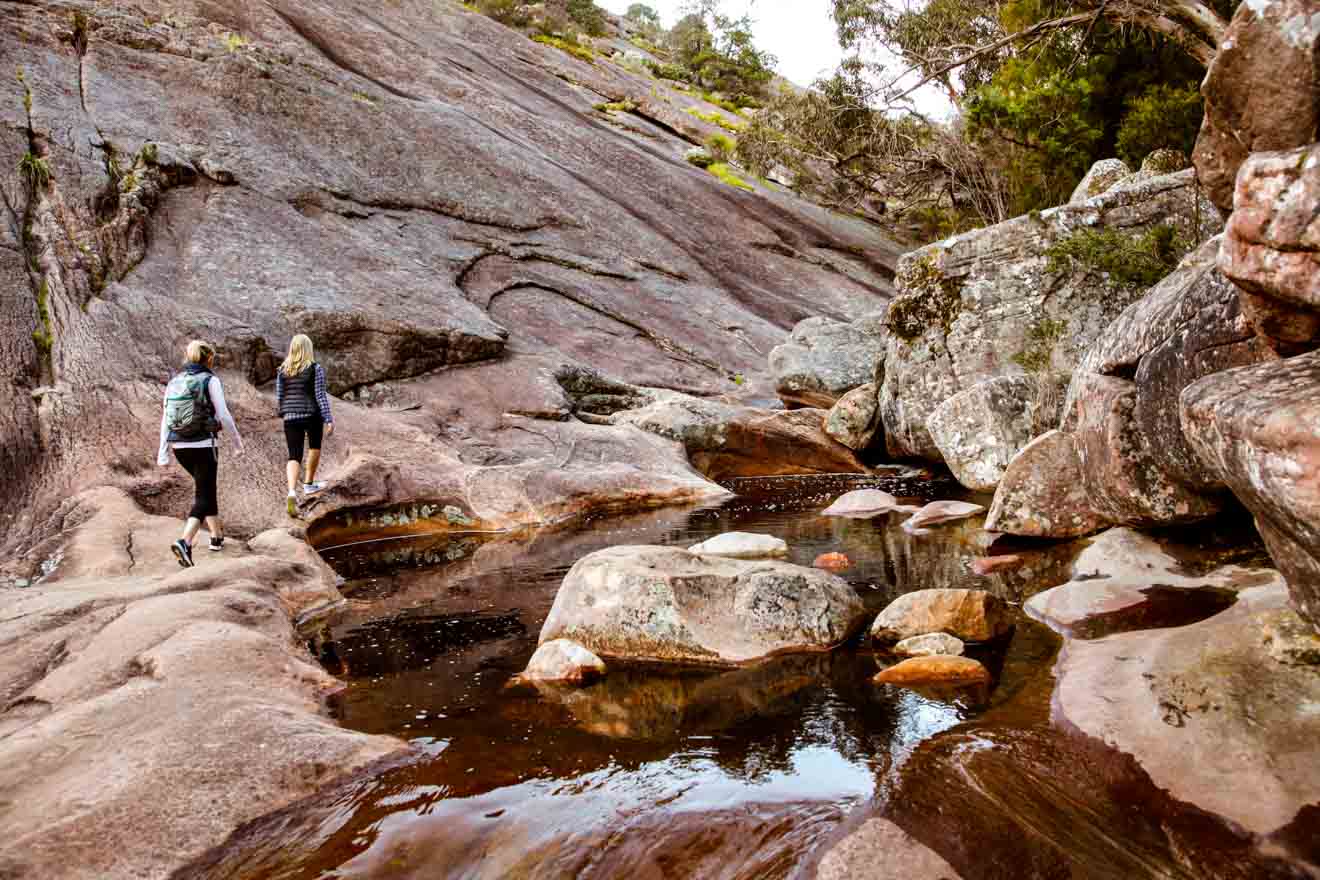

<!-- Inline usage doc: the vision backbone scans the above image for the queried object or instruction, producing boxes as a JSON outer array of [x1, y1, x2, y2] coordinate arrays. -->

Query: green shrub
[[566, 0, 607, 37], [1116, 84, 1202, 169], [705, 133, 736, 162], [1011, 317, 1067, 373], [222, 32, 248, 52], [1045, 223, 1189, 288], [595, 99, 636, 113], [18, 151, 51, 188], [685, 149, 715, 169], [474, 0, 529, 26], [645, 59, 692, 82], [707, 162, 752, 190], [533, 35, 596, 64], [685, 107, 742, 132]]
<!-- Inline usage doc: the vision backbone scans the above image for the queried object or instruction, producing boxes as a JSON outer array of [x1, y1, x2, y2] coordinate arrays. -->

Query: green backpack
[[164, 371, 219, 439]]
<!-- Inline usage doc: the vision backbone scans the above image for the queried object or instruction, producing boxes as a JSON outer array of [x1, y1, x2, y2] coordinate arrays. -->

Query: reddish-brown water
[[185, 476, 1303, 880]]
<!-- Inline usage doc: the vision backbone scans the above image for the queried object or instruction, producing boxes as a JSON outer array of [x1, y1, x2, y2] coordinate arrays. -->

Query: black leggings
[[283, 417, 324, 462], [175, 447, 219, 520]]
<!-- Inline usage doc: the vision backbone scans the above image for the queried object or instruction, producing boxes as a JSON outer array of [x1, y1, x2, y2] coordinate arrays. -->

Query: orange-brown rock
[[813, 552, 851, 570], [873, 655, 991, 685], [870, 588, 1011, 644]]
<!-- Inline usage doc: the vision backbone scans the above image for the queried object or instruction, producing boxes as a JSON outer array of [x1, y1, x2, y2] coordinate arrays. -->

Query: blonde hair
[[185, 340, 215, 365], [280, 334, 314, 377]]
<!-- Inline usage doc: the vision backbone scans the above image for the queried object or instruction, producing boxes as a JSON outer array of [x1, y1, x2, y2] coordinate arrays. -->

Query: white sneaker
[[302, 481, 327, 495]]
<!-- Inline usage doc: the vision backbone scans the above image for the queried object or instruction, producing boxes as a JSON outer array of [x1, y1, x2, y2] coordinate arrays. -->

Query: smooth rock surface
[[870, 588, 1010, 644], [893, 632, 965, 658], [688, 532, 789, 559], [821, 489, 909, 518], [520, 639, 607, 684], [1056, 579, 1320, 837], [874, 655, 990, 685], [824, 382, 882, 451], [1182, 352, 1320, 627], [815, 818, 964, 880], [902, 500, 986, 532], [926, 374, 1065, 491], [769, 315, 888, 409], [1194, 0, 1320, 212], [985, 431, 1107, 537], [540, 546, 868, 665]]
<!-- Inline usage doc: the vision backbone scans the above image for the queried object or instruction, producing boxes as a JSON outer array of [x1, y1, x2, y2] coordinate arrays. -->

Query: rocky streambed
[[175, 475, 1317, 879]]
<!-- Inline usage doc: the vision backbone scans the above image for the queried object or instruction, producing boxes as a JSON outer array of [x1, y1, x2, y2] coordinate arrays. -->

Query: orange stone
[[873, 655, 991, 686], [972, 554, 1023, 576], [814, 552, 852, 570]]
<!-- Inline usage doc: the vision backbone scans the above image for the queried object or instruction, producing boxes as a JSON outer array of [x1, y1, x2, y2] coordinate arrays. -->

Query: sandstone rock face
[[520, 639, 607, 684], [688, 532, 788, 559], [0, 0, 898, 561], [1068, 158, 1132, 204], [769, 314, 888, 409], [1220, 144, 1320, 349], [540, 546, 868, 665], [989, 237, 1276, 537], [815, 818, 964, 880], [870, 589, 1010, 644], [880, 168, 1221, 461], [874, 655, 990, 685], [1056, 579, 1320, 838], [926, 374, 1064, 491], [893, 632, 965, 658], [824, 382, 881, 451], [1182, 352, 1320, 627], [1194, 0, 1320, 213]]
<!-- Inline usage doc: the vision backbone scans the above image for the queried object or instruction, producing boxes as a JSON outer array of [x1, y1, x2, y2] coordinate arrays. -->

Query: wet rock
[[520, 639, 607, 684], [985, 431, 1107, 538], [1220, 145, 1320, 349], [971, 555, 1022, 576], [688, 532, 788, 559], [821, 489, 912, 518], [540, 546, 868, 665], [874, 655, 990, 685], [1261, 609, 1320, 666], [901, 500, 985, 532], [1069, 158, 1133, 204], [926, 374, 1065, 491], [893, 632, 965, 658], [1193, 0, 1320, 213], [611, 391, 867, 480], [1182, 352, 1320, 628], [769, 314, 888, 409], [813, 552, 851, 570], [880, 167, 1221, 461], [1026, 528, 1273, 634], [870, 588, 1010, 644], [815, 817, 965, 880], [1056, 578, 1320, 838], [823, 383, 881, 451]]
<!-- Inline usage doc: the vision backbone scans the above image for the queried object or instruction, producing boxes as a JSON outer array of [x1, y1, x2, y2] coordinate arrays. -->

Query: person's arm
[[157, 389, 171, 466], [314, 364, 334, 425], [209, 376, 244, 451]]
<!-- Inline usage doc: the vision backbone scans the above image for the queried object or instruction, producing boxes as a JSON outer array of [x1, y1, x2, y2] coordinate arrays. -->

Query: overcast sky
[[596, 0, 953, 116]]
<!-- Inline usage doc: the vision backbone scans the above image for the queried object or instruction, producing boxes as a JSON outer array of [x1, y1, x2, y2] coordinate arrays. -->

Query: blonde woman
[[157, 340, 245, 567], [275, 334, 334, 516]]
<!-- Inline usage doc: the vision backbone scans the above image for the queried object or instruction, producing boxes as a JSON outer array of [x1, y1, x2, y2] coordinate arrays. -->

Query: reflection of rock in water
[[528, 654, 834, 741], [309, 610, 526, 678]]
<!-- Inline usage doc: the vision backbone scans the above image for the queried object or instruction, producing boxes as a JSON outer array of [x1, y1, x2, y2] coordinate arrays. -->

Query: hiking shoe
[[208, 536, 225, 552], [286, 494, 298, 517], [302, 481, 327, 495], [171, 539, 195, 568]]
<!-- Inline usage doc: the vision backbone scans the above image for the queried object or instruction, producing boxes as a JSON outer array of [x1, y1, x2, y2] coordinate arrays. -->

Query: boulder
[[1194, 0, 1320, 213], [520, 639, 607, 684], [870, 588, 1010, 644], [893, 632, 965, 658], [813, 552, 852, 570], [824, 382, 882, 450], [1068, 158, 1133, 204], [540, 546, 868, 665], [1219, 144, 1320, 349], [769, 314, 888, 409], [821, 489, 912, 518], [816, 818, 964, 880], [874, 655, 991, 685], [881, 168, 1221, 461], [985, 431, 1108, 537], [1182, 352, 1320, 628], [926, 374, 1065, 491], [901, 500, 985, 532], [688, 532, 788, 559]]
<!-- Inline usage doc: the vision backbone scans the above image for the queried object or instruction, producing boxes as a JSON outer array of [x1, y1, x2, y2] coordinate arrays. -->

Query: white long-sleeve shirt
[[157, 374, 244, 465]]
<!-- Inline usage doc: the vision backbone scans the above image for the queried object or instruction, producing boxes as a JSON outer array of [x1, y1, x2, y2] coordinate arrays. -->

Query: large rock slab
[[539, 546, 868, 665], [769, 314, 888, 409], [1056, 578, 1320, 837], [1182, 352, 1320, 628], [926, 374, 1065, 491], [1194, 0, 1320, 213], [1220, 144, 1320, 349], [985, 431, 1107, 537], [881, 168, 1221, 461], [870, 588, 1010, 644]]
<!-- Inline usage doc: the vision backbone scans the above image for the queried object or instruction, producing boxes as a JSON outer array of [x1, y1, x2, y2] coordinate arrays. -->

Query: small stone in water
[[814, 552, 851, 570], [972, 555, 1023, 576]]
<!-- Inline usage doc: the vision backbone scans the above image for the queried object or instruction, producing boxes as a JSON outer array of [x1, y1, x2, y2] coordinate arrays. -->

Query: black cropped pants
[[175, 447, 219, 520]]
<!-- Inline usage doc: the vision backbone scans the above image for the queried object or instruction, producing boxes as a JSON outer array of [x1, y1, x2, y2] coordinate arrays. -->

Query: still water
[[190, 475, 1296, 880]]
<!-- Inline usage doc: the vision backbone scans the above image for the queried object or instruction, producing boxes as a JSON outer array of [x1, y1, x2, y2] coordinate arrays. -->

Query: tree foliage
[[665, 3, 777, 99]]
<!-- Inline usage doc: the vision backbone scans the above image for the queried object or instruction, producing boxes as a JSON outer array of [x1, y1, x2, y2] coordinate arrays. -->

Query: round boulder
[[870, 588, 1011, 644], [520, 639, 607, 684], [893, 632, 965, 658], [688, 532, 788, 559]]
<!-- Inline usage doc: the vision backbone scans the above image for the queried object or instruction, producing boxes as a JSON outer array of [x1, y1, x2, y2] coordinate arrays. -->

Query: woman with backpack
[[157, 339, 245, 567], [276, 334, 334, 517]]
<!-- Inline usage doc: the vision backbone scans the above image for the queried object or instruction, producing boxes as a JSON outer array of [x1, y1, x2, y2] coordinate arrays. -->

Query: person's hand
[[325, 422, 335, 438]]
